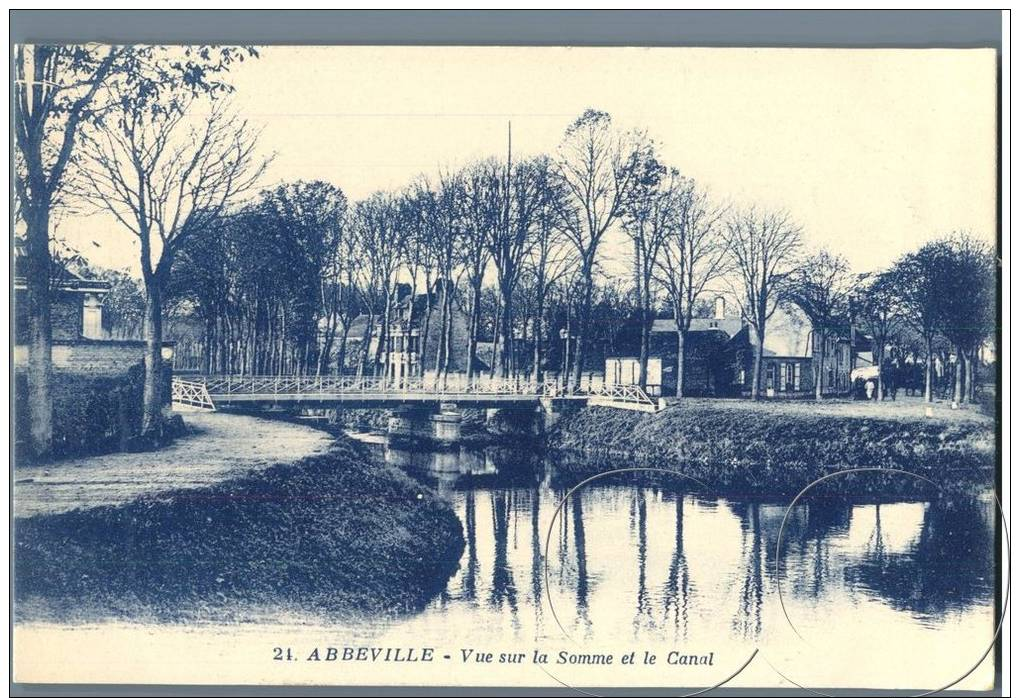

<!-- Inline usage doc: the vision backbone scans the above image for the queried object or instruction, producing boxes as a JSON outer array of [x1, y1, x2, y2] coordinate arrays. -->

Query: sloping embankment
[[547, 401, 995, 497], [15, 419, 464, 623]]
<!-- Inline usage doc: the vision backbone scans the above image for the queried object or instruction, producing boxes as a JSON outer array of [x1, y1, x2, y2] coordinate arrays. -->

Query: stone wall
[[15, 290, 83, 343], [14, 340, 174, 462], [15, 363, 146, 461]]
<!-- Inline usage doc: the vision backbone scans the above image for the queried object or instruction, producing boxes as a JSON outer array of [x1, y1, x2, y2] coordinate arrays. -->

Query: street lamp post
[[560, 327, 570, 392]]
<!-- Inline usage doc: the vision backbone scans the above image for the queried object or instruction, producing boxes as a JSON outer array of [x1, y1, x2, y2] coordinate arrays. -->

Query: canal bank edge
[[14, 432, 466, 622], [545, 402, 995, 497]]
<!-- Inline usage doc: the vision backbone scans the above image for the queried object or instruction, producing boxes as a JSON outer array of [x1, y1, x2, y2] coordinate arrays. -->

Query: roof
[[13, 238, 111, 293], [651, 316, 745, 338]]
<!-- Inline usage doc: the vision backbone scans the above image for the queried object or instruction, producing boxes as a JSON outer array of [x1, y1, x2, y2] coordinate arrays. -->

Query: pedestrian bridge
[[171, 374, 661, 412]]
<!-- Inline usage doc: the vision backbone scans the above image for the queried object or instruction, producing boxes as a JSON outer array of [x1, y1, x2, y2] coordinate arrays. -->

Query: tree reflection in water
[[661, 496, 692, 639], [632, 488, 654, 635], [571, 493, 592, 636], [489, 490, 520, 629], [846, 496, 995, 619], [460, 489, 479, 602], [528, 488, 543, 626], [388, 444, 993, 647], [730, 501, 765, 639]]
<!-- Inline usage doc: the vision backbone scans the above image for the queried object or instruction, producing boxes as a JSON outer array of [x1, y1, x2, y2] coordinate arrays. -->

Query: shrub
[[14, 364, 146, 462]]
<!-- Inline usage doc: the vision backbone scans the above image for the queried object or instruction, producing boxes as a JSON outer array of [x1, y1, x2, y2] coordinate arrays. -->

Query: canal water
[[349, 441, 999, 691]]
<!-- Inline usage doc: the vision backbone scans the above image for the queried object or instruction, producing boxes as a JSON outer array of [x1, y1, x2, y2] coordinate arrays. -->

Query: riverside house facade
[[339, 280, 488, 381], [605, 297, 864, 398]]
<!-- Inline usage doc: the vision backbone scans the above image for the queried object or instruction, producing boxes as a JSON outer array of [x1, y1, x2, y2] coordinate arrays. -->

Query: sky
[[59, 45, 998, 279]]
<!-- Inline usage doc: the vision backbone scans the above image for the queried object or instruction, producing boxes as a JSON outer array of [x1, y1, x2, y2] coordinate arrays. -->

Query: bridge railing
[[195, 374, 657, 408], [201, 374, 563, 397]]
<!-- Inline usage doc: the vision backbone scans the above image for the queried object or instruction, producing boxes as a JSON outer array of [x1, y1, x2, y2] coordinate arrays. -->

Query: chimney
[[714, 295, 726, 320]]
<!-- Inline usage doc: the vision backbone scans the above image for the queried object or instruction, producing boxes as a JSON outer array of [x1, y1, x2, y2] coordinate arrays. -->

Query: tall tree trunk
[[203, 314, 215, 375], [638, 296, 650, 391], [434, 286, 449, 383], [499, 285, 513, 379], [676, 326, 687, 399], [466, 282, 481, 381], [336, 322, 350, 375], [441, 287, 454, 384], [141, 279, 164, 434], [816, 334, 826, 401], [923, 338, 933, 402], [25, 206, 53, 458], [532, 289, 545, 383], [488, 295, 500, 380], [967, 347, 978, 403], [375, 289, 392, 381], [876, 342, 886, 401], [356, 311, 373, 378], [571, 268, 594, 391], [953, 347, 964, 405], [751, 328, 764, 400]]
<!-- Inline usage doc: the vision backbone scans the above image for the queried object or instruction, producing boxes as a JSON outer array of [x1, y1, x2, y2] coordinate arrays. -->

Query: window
[[82, 304, 102, 339], [793, 363, 801, 391]]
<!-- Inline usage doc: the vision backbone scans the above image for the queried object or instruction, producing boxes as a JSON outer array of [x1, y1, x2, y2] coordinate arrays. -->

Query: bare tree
[[551, 109, 656, 389], [460, 162, 499, 380], [350, 192, 406, 379], [14, 45, 258, 456], [526, 178, 575, 383], [786, 249, 853, 400], [654, 178, 729, 397], [891, 241, 952, 402], [857, 270, 902, 401], [75, 95, 267, 432], [489, 156, 552, 378], [724, 207, 803, 399], [622, 162, 673, 390], [417, 173, 467, 386]]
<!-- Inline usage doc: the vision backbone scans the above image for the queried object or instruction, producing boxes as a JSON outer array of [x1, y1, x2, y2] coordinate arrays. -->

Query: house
[[606, 295, 866, 398], [14, 254, 110, 346], [333, 280, 487, 379], [605, 296, 744, 397], [14, 240, 175, 375]]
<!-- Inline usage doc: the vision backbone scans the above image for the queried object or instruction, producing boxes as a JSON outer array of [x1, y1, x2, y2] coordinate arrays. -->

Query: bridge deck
[[172, 375, 659, 412]]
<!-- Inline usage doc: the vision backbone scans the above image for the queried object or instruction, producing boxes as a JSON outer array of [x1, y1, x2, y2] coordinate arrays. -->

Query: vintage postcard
[[12, 39, 1002, 694]]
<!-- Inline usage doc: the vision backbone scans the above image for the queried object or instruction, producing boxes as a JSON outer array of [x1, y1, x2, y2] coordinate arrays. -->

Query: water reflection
[[846, 497, 996, 620], [662, 496, 691, 638], [380, 442, 995, 649]]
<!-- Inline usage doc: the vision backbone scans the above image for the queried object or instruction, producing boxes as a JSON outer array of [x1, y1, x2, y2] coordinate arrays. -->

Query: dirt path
[[13, 411, 335, 519]]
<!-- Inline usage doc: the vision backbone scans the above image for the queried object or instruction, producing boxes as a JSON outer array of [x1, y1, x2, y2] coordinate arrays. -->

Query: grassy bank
[[14, 435, 464, 624], [547, 399, 995, 497]]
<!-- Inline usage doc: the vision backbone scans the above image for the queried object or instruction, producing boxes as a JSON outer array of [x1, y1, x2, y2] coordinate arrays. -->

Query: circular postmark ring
[[539, 466, 760, 697], [767, 467, 1010, 697]]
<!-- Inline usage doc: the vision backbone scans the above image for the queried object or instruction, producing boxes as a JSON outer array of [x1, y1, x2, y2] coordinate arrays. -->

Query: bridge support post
[[387, 406, 430, 447], [539, 397, 584, 431], [431, 403, 462, 447]]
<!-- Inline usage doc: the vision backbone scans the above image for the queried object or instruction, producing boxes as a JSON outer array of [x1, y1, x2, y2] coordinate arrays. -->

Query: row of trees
[[857, 236, 997, 404], [15, 45, 997, 460], [15, 45, 265, 456]]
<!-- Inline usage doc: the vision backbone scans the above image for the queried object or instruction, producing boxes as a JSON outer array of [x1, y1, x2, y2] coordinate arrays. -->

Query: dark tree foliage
[[14, 44, 257, 457], [170, 181, 352, 376]]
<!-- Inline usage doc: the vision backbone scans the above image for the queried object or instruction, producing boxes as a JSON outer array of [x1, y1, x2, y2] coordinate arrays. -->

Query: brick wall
[[14, 343, 174, 461], [15, 289, 83, 343], [14, 340, 151, 375]]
